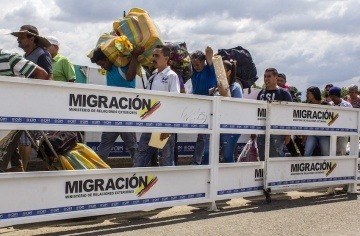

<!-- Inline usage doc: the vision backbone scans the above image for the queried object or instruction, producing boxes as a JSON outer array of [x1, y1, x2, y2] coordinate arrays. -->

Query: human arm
[[10, 52, 48, 80], [284, 135, 291, 145], [217, 82, 229, 97], [160, 133, 171, 141], [30, 66, 49, 80], [232, 83, 243, 98], [62, 57, 76, 82], [37, 53, 53, 80], [282, 89, 293, 102], [177, 74, 186, 93], [205, 46, 213, 66], [125, 46, 144, 81]]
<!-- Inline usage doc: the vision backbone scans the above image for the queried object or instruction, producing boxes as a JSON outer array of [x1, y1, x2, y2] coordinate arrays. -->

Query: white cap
[[46, 36, 59, 46]]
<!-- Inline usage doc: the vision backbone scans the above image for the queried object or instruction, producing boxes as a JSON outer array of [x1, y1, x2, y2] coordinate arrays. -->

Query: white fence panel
[[0, 167, 209, 226], [0, 78, 359, 227], [216, 98, 266, 199], [0, 77, 212, 133], [0, 77, 214, 227], [264, 102, 359, 192]]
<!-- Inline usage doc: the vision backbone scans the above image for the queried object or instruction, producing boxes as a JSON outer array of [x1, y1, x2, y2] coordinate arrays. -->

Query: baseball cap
[[328, 86, 341, 98], [46, 36, 60, 46]]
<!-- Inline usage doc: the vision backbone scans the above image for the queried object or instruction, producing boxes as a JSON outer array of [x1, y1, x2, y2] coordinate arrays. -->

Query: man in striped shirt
[[0, 49, 48, 172], [0, 49, 48, 79]]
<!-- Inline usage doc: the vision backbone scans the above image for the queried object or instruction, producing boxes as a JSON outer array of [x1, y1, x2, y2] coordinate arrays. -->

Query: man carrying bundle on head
[[90, 45, 144, 164]]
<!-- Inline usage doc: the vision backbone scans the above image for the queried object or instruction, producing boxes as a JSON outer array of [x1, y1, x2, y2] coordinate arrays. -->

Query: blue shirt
[[230, 82, 243, 98], [191, 64, 217, 95], [106, 64, 135, 88]]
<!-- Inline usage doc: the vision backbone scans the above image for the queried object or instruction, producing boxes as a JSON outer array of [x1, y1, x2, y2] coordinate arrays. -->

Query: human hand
[[205, 46, 213, 57], [284, 135, 291, 145], [160, 133, 171, 141], [209, 87, 216, 96], [132, 46, 145, 58]]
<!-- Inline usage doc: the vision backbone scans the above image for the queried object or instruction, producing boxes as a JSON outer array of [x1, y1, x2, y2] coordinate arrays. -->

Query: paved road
[[1, 188, 360, 236]]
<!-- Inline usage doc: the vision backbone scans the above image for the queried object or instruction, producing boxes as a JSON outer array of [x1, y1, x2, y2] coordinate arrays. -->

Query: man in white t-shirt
[[133, 45, 180, 167], [328, 86, 352, 156]]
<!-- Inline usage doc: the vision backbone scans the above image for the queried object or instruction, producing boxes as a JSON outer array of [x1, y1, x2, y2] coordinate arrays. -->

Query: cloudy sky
[[1, 0, 359, 94]]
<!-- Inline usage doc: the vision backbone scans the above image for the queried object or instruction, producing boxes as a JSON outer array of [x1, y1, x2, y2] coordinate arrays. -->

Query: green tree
[[289, 86, 302, 102], [321, 86, 349, 100]]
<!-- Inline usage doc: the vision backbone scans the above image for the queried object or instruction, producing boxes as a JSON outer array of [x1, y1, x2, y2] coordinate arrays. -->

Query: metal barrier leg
[[347, 183, 357, 194], [208, 201, 218, 211]]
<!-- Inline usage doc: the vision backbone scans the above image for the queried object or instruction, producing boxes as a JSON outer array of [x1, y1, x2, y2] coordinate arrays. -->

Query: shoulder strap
[[146, 73, 157, 90], [278, 88, 292, 102], [117, 67, 126, 79], [257, 89, 264, 100]]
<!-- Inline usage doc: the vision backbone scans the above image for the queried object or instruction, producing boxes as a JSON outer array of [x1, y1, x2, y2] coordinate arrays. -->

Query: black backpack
[[38, 131, 78, 160], [217, 46, 258, 89]]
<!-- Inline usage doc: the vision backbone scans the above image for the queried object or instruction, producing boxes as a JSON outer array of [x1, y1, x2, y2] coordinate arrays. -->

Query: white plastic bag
[[184, 79, 193, 94], [237, 139, 259, 162]]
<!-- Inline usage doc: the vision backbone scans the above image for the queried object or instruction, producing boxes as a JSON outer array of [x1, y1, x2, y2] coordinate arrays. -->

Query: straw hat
[[11, 25, 51, 48]]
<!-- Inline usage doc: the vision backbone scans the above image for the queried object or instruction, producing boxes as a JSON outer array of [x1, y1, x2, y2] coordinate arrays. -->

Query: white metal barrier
[[216, 98, 266, 200], [264, 102, 359, 194], [0, 77, 358, 227]]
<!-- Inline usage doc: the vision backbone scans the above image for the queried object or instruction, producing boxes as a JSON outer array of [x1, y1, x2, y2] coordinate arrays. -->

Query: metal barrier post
[[208, 97, 221, 211]]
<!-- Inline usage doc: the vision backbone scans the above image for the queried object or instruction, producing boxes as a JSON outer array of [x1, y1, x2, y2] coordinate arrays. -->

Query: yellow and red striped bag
[[113, 8, 164, 70]]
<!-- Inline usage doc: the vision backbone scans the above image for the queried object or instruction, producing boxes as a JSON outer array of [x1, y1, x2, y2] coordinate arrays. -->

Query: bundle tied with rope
[[212, 55, 231, 97]]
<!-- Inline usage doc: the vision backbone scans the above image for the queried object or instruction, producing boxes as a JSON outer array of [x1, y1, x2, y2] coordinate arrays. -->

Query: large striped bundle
[[113, 8, 164, 70], [51, 143, 111, 170], [165, 42, 192, 82], [96, 33, 133, 67]]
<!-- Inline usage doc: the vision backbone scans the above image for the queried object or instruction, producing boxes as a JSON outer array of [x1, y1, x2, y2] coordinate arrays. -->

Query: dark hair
[[20, 25, 39, 45], [90, 47, 107, 63], [265, 68, 278, 77], [155, 44, 171, 57], [325, 84, 333, 89], [190, 50, 206, 61], [324, 83, 333, 98], [223, 60, 237, 85], [278, 73, 286, 81], [307, 86, 322, 101]]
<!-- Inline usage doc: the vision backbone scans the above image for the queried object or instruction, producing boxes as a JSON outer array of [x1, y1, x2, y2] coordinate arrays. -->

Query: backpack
[[38, 131, 78, 160], [217, 46, 258, 89]]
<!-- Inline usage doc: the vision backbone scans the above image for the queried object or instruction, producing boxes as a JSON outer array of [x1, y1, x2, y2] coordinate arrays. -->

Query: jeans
[[96, 132, 138, 161], [220, 133, 240, 163], [304, 136, 330, 156], [133, 133, 175, 167], [257, 134, 285, 161], [192, 134, 209, 165]]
